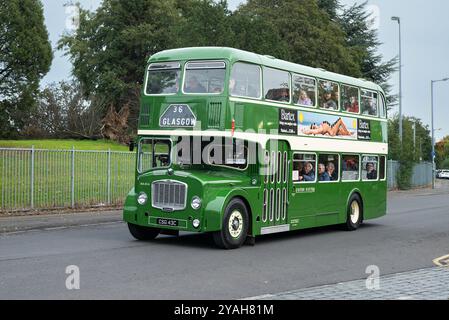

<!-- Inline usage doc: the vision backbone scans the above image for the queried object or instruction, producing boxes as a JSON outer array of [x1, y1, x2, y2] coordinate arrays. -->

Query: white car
[[437, 170, 449, 179]]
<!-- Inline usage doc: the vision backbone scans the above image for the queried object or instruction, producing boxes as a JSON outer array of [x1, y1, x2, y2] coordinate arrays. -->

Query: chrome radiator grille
[[151, 180, 187, 211]]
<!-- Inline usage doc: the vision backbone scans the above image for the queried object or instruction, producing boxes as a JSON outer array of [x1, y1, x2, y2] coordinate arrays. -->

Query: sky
[[41, 0, 449, 142]]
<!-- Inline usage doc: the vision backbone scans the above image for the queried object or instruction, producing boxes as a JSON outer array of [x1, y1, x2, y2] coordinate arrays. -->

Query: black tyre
[[213, 198, 249, 249], [128, 222, 160, 240], [344, 194, 363, 231]]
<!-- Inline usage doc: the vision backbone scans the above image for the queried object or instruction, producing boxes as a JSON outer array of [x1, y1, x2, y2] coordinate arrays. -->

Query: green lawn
[[0, 139, 128, 151]]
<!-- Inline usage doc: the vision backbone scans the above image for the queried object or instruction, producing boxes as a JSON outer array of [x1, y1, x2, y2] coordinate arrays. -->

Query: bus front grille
[[151, 180, 187, 211]]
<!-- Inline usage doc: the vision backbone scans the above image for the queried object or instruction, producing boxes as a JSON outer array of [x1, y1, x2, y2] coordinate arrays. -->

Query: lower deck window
[[293, 153, 316, 183], [342, 155, 360, 181], [318, 154, 339, 182], [362, 155, 379, 180]]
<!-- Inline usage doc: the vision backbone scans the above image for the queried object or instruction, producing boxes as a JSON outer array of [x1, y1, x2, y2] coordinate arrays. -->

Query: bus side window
[[318, 80, 339, 111], [379, 156, 386, 180], [318, 154, 339, 182], [361, 90, 378, 116], [263, 67, 290, 103], [342, 155, 360, 181], [379, 93, 387, 118], [292, 74, 316, 107], [362, 155, 379, 181], [292, 153, 316, 183], [229, 62, 261, 99]]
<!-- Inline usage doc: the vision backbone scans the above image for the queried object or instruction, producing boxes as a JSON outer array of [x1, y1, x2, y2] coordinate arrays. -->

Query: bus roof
[[148, 47, 384, 93]]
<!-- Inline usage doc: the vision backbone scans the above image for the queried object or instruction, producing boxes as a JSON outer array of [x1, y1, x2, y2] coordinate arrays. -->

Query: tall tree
[[338, 1, 397, 107], [58, 0, 181, 138], [0, 0, 52, 138], [232, 0, 361, 77]]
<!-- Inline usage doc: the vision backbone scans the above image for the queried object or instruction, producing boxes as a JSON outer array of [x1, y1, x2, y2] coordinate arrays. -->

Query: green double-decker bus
[[123, 47, 388, 249]]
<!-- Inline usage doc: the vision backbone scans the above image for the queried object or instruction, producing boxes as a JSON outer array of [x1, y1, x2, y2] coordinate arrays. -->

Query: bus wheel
[[127, 223, 160, 240], [344, 194, 363, 231], [213, 198, 249, 249]]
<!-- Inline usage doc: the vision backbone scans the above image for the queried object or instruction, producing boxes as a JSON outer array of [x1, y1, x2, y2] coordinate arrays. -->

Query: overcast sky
[[41, 0, 449, 142]]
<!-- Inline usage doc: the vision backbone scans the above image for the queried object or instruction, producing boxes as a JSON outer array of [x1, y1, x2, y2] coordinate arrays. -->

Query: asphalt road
[[1, 181, 449, 299]]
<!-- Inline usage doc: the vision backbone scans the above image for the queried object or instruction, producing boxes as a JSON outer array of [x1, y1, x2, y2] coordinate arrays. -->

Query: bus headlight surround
[[137, 192, 148, 205], [191, 196, 202, 210]]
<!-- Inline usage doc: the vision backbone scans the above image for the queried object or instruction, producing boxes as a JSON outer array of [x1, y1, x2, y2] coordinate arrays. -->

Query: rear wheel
[[213, 198, 249, 249], [344, 194, 363, 231], [128, 223, 160, 240]]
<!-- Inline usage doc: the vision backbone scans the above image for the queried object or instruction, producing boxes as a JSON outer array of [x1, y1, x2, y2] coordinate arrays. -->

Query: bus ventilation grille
[[208, 102, 221, 129]]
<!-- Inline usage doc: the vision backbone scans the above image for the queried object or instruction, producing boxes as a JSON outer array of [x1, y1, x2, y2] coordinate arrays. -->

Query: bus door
[[260, 140, 290, 234]]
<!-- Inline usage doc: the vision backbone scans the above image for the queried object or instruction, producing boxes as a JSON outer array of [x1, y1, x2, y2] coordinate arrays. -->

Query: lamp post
[[431, 78, 449, 189], [391, 16, 402, 143]]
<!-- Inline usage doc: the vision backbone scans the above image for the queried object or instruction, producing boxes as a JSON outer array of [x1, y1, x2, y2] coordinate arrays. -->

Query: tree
[[0, 0, 52, 138], [58, 0, 181, 141], [338, 1, 397, 107], [435, 136, 449, 169], [232, 0, 361, 77]]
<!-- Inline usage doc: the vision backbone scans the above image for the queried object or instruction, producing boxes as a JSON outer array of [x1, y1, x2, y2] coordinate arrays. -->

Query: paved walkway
[[0, 209, 122, 233], [245, 267, 449, 300]]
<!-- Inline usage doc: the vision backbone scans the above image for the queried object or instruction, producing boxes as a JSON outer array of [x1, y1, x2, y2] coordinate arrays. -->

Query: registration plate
[[156, 218, 178, 227]]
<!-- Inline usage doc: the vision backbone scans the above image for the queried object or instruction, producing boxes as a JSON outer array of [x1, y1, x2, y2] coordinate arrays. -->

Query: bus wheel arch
[[213, 197, 250, 249], [344, 191, 364, 230]]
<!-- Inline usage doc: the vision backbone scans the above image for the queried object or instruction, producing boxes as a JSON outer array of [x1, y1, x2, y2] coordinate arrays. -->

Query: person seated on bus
[[318, 163, 331, 181], [326, 162, 337, 181], [345, 96, 359, 113], [185, 76, 207, 93], [366, 162, 377, 180], [278, 88, 290, 102], [299, 162, 315, 182], [322, 89, 338, 110], [298, 90, 313, 106]]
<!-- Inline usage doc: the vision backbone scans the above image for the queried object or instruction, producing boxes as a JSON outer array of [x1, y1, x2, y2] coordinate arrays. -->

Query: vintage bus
[[123, 47, 388, 249]]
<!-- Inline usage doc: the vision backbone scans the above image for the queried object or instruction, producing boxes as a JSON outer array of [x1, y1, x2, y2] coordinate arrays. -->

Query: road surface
[[1, 181, 449, 299]]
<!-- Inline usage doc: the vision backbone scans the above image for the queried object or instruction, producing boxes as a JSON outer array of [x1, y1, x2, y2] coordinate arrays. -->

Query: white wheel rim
[[228, 210, 243, 238], [350, 201, 360, 224]]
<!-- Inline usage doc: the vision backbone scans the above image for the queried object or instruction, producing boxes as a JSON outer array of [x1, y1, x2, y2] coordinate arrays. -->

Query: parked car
[[437, 169, 449, 179]]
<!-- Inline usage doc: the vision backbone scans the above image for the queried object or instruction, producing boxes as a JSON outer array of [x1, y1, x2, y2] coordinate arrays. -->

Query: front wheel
[[344, 194, 363, 231], [128, 223, 160, 240], [213, 198, 249, 249]]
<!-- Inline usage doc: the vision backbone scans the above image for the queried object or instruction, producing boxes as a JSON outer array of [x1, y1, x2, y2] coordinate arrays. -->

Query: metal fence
[[0, 147, 435, 212], [387, 160, 433, 190], [0, 147, 135, 211]]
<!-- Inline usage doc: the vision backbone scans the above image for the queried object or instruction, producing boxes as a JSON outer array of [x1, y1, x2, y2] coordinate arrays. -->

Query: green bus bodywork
[[123, 47, 387, 247]]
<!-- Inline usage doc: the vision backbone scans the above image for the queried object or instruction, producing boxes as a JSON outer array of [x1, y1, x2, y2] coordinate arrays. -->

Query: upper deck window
[[341, 85, 359, 114], [263, 67, 290, 103], [183, 61, 226, 94], [230, 62, 261, 99], [361, 90, 378, 116], [292, 74, 316, 107], [318, 80, 339, 111], [145, 62, 181, 95], [379, 93, 387, 118]]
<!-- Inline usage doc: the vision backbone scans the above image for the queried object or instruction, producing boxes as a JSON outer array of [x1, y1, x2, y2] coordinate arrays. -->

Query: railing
[[0, 147, 135, 211], [0, 147, 435, 212]]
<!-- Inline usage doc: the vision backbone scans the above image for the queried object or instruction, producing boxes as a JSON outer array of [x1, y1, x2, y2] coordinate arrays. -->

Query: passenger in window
[[326, 162, 337, 181], [278, 88, 289, 102], [322, 89, 337, 110], [185, 76, 207, 93], [345, 96, 359, 113], [366, 162, 377, 180], [298, 90, 312, 106], [318, 163, 331, 181], [300, 162, 315, 182]]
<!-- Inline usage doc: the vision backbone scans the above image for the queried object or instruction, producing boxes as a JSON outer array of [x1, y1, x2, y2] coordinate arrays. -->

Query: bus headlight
[[192, 219, 200, 228], [191, 196, 202, 210], [137, 192, 148, 205]]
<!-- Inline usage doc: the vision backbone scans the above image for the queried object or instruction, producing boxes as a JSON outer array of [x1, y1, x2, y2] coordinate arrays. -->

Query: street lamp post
[[391, 16, 402, 143], [431, 78, 449, 189]]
